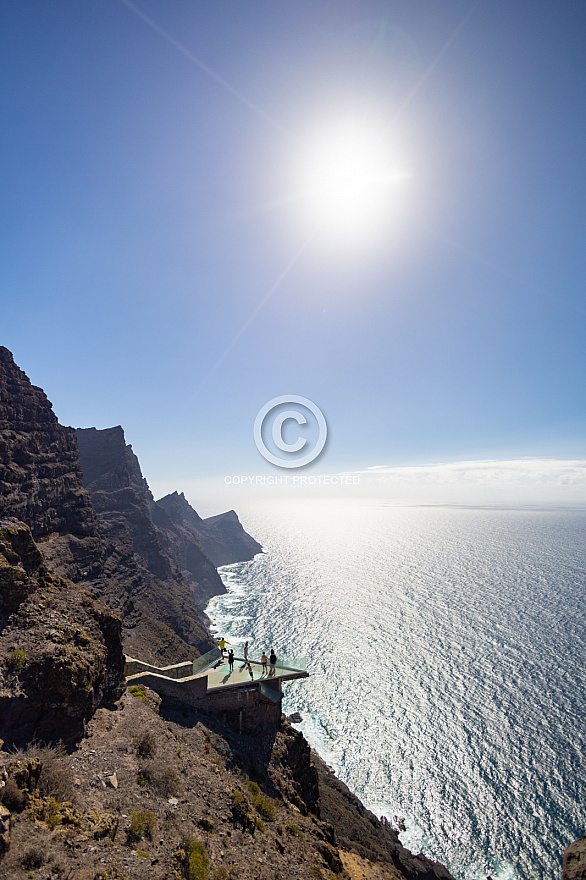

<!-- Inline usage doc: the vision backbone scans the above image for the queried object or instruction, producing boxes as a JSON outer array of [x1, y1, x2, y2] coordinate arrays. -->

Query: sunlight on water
[[206, 500, 586, 880]]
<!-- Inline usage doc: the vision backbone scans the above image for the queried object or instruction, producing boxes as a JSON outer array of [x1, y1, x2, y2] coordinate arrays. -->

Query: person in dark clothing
[[228, 649, 234, 672], [269, 649, 277, 676]]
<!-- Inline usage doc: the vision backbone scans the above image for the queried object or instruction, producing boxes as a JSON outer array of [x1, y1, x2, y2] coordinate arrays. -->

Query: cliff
[[0, 347, 213, 667], [0, 347, 97, 540], [75, 425, 227, 621], [154, 490, 261, 575]]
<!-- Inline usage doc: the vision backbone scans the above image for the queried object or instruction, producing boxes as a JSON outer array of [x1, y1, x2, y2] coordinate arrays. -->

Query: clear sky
[[1, 1, 585, 510]]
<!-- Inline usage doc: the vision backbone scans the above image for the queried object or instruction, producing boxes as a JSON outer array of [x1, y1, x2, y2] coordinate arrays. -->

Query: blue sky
[[1, 1, 585, 508]]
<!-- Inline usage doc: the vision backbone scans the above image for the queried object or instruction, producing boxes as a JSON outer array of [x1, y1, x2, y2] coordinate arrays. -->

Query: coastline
[[204, 506, 586, 880]]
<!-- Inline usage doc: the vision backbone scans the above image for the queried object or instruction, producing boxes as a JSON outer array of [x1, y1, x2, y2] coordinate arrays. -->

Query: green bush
[[247, 781, 260, 796], [128, 685, 147, 701], [186, 840, 209, 880], [128, 810, 156, 840], [6, 649, 26, 672], [285, 823, 300, 835], [252, 793, 275, 821]]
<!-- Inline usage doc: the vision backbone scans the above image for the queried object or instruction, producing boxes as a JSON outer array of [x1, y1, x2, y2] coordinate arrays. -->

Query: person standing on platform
[[269, 649, 277, 676], [218, 637, 229, 658], [228, 649, 234, 672], [243, 641, 249, 666], [261, 651, 268, 674]]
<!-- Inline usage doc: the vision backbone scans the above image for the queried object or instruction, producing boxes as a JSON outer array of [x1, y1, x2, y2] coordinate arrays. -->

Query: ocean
[[205, 500, 586, 880]]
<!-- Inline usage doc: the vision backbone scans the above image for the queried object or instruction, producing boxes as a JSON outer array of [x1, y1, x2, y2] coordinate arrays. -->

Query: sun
[[294, 117, 409, 247]]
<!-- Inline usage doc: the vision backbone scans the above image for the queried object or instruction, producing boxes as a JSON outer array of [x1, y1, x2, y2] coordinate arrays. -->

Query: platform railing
[[192, 647, 222, 676]]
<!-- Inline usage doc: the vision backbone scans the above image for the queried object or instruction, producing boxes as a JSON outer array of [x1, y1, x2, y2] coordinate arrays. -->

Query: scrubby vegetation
[[128, 810, 156, 841], [137, 760, 180, 796], [0, 692, 418, 880], [5, 649, 26, 672], [135, 729, 157, 758], [245, 779, 276, 820], [186, 839, 209, 880]]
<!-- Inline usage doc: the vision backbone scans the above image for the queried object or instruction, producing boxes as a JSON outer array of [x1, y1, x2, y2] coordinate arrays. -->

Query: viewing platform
[[124, 649, 308, 734]]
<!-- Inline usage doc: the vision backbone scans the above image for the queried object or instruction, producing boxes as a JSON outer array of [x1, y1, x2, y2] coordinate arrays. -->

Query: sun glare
[[295, 118, 409, 248]]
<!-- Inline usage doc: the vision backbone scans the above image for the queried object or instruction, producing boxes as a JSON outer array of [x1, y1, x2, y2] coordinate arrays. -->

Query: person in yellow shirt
[[218, 637, 230, 658]]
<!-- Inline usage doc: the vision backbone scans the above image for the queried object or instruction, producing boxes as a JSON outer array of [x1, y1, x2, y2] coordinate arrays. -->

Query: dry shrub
[[35, 744, 74, 801], [0, 776, 27, 812], [135, 729, 157, 758], [21, 840, 48, 869], [8, 742, 74, 803], [138, 760, 180, 797]]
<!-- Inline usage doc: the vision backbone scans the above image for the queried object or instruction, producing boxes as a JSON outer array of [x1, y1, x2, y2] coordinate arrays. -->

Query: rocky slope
[[0, 518, 124, 748], [0, 688, 454, 880], [564, 836, 586, 880]]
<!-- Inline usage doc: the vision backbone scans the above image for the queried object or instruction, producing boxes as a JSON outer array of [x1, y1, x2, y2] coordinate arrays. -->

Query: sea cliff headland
[[0, 346, 581, 880]]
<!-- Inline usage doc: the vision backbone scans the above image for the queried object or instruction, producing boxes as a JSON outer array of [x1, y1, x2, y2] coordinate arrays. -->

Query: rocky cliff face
[[0, 347, 97, 540], [75, 426, 227, 616], [0, 518, 124, 747], [76, 427, 175, 580], [0, 349, 214, 668], [155, 491, 262, 569]]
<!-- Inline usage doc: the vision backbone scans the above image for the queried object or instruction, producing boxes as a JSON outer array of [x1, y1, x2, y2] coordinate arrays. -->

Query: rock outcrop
[[0, 518, 124, 747], [564, 835, 586, 880], [155, 490, 262, 569], [75, 426, 177, 581]]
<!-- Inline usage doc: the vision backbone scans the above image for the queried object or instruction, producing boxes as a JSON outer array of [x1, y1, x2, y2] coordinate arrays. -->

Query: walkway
[[124, 648, 308, 703], [206, 656, 308, 693]]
